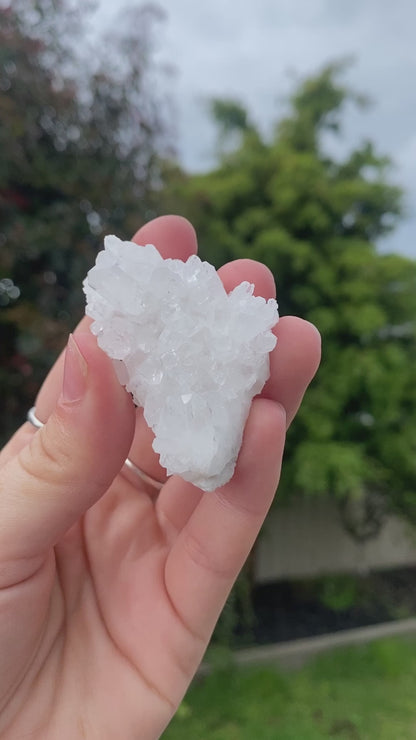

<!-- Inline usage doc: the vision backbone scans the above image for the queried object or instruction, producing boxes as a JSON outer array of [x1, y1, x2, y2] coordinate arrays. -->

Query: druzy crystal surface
[[83, 235, 279, 491]]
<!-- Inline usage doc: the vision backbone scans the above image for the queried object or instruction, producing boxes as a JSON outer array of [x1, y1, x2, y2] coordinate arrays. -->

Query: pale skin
[[0, 216, 321, 739]]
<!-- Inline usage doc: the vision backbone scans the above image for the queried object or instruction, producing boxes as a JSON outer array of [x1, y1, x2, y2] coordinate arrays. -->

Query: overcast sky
[[98, 0, 415, 258]]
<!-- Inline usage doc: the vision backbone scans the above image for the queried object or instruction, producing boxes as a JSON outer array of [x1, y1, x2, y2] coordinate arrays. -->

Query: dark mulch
[[233, 566, 416, 647]]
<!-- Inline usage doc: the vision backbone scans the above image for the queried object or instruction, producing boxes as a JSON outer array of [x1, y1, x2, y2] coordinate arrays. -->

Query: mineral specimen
[[83, 235, 278, 491]]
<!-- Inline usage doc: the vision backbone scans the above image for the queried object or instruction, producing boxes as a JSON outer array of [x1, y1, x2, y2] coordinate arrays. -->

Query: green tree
[[0, 0, 170, 443], [165, 63, 416, 533], [208, 97, 254, 159]]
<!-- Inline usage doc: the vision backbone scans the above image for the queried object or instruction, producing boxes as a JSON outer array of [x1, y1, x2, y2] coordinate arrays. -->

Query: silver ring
[[26, 406, 164, 492]]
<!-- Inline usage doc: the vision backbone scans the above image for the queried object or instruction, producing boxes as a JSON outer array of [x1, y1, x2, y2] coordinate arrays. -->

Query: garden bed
[[233, 565, 416, 647]]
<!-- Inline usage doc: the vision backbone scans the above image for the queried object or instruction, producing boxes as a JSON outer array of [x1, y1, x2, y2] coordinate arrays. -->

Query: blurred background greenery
[[1, 5, 416, 725], [1, 0, 415, 520], [0, 0, 170, 441]]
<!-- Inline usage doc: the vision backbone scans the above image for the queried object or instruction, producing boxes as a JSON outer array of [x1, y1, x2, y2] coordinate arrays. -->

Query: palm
[[0, 472, 200, 738], [1, 443, 273, 738], [0, 217, 320, 739], [51, 477, 201, 738]]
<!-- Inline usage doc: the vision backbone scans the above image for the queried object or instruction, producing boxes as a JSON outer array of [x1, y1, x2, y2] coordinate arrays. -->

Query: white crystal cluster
[[83, 235, 278, 491]]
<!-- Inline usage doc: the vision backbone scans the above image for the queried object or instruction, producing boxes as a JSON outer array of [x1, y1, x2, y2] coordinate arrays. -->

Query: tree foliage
[[0, 0, 170, 443], [165, 63, 416, 533]]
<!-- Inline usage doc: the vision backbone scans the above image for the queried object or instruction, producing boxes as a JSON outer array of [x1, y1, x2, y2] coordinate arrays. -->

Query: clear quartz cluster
[[83, 235, 279, 491]]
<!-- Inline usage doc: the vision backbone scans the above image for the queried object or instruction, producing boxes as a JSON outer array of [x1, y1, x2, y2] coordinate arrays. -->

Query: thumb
[[0, 333, 135, 563]]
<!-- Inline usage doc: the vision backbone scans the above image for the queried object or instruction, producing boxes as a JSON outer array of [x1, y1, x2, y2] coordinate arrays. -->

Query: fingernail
[[62, 334, 88, 403]]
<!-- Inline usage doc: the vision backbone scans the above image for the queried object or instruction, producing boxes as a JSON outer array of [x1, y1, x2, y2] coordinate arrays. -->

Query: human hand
[[0, 216, 320, 739]]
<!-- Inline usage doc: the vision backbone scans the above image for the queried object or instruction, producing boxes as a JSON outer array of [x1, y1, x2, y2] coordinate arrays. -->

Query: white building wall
[[255, 498, 416, 583]]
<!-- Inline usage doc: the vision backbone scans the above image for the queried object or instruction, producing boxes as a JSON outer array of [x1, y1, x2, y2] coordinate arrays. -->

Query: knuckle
[[183, 529, 234, 580], [18, 421, 73, 488], [213, 488, 263, 518]]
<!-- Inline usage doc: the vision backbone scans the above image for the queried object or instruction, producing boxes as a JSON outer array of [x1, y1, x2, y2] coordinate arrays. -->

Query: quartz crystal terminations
[[83, 235, 279, 491]]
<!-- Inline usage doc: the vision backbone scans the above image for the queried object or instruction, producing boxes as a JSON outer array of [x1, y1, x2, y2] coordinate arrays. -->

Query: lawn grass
[[163, 637, 416, 739]]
